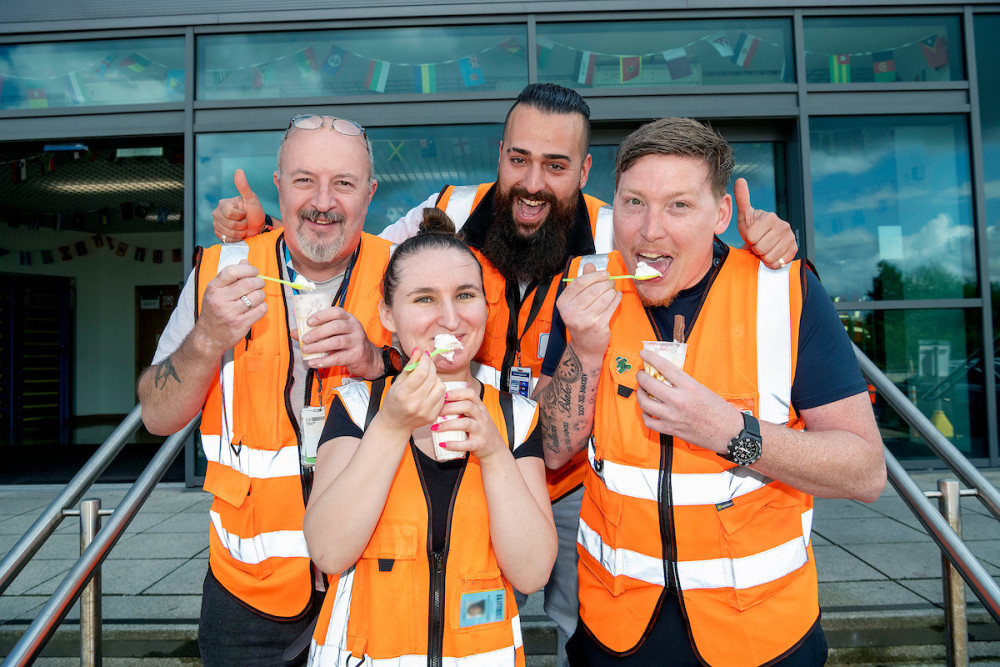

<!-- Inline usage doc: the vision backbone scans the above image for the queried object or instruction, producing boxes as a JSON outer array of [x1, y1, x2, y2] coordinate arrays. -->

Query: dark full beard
[[481, 186, 578, 284]]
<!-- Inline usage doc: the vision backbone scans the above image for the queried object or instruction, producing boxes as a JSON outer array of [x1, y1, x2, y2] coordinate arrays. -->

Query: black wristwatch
[[373, 345, 403, 381], [723, 412, 763, 466]]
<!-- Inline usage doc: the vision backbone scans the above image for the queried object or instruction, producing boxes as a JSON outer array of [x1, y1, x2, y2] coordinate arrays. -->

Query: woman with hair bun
[[304, 208, 556, 666]]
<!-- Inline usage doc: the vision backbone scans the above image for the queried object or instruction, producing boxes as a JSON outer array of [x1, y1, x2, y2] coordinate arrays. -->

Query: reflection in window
[[197, 26, 528, 101], [845, 308, 986, 459], [0, 37, 184, 110], [803, 16, 963, 84], [537, 20, 793, 89], [810, 116, 974, 302], [977, 16, 1000, 335], [195, 125, 503, 248]]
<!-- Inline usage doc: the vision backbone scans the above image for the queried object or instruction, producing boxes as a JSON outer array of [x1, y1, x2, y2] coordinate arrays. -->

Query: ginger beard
[[482, 185, 578, 284]]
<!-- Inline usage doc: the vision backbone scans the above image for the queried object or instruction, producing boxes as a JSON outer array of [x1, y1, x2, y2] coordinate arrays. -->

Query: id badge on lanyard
[[508, 366, 532, 398], [300, 406, 326, 468]]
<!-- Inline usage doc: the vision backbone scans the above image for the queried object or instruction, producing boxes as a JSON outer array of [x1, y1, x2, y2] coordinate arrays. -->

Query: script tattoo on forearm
[[540, 347, 589, 455], [153, 357, 182, 390]]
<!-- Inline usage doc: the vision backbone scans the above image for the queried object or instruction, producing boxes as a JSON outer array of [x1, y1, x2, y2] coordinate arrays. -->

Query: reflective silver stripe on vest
[[209, 510, 309, 564], [312, 562, 522, 666], [200, 436, 300, 479], [440, 185, 480, 229], [574, 253, 609, 277], [593, 206, 614, 253], [211, 242, 250, 466], [579, 511, 812, 591], [578, 518, 665, 587], [588, 444, 771, 505], [472, 361, 502, 392], [757, 263, 793, 424]]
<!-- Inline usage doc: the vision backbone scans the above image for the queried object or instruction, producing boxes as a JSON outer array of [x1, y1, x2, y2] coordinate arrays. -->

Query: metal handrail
[[1, 411, 200, 667], [856, 346, 1000, 623], [0, 405, 144, 596]]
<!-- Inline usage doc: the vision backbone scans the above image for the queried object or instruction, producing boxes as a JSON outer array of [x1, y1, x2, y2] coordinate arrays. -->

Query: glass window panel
[[978, 16, 1000, 332], [803, 16, 963, 84], [845, 307, 986, 460], [0, 37, 185, 110], [537, 19, 793, 89], [195, 124, 503, 249], [810, 115, 974, 302], [197, 26, 528, 101]]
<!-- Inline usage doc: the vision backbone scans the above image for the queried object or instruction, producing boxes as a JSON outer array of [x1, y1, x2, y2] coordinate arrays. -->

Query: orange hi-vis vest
[[436, 183, 611, 502], [309, 380, 538, 666], [195, 230, 391, 618], [573, 249, 818, 666]]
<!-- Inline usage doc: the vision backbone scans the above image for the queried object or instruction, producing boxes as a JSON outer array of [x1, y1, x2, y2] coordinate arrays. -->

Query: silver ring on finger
[[221, 235, 228, 244], [241, 294, 253, 309], [777, 257, 786, 268]]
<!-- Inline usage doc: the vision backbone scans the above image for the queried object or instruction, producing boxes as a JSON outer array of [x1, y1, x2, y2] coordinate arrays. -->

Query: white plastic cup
[[642, 340, 688, 386], [432, 381, 469, 461], [291, 292, 332, 360]]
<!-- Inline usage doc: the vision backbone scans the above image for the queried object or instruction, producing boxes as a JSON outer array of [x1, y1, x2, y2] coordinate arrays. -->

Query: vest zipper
[[429, 550, 446, 667], [659, 432, 678, 593]]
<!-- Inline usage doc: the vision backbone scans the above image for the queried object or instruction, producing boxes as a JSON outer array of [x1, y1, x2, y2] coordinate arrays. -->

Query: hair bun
[[418, 207, 457, 236]]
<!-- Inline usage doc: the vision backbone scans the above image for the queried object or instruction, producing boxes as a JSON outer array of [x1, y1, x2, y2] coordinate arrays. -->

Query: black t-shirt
[[319, 385, 543, 554], [541, 240, 867, 410]]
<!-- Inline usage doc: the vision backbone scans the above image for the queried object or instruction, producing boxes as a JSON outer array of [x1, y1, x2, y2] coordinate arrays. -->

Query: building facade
[[1, 0, 998, 476]]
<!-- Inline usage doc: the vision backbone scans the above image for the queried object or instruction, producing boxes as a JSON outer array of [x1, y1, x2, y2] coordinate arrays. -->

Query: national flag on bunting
[[153, 249, 164, 264], [135, 247, 146, 262], [920, 35, 949, 69], [172, 248, 183, 262], [575, 51, 597, 85], [459, 56, 484, 87], [97, 55, 114, 78], [872, 51, 896, 82], [121, 53, 151, 73], [27, 88, 48, 109], [620, 56, 641, 82], [253, 64, 270, 89], [165, 69, 184, 96], [157, 206, 170, 223], [499, 38, 526, 58], [64, 72, 88, 104], [19, 251, 31, 266], [829, 54, 851, 83], [59, 246, 72, 261], [453, 136, 471, 156], [116, 242, 128, 257], [662, 48, 692, 80], [98, 208, 110, 226], [41, 250, 54, 264], [537, 42, 554, 69], [366, 60, 390, 92], [210, 70, 230, 86], [296, 47, 318, 76], [322, 45, 347, 77], [12, 159, 27, 183], [75, 241, 88, 257], [419, 138, 437, 158], [413, 64, 437, 93], [92, 234, 105, 248], [731, 33, 759, 69], [704, 32, 734, 58]]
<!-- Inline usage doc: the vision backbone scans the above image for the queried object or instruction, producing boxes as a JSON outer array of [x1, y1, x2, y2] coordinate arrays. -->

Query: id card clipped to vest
[[459, 588, 505, 627], [300, 406, 326, 468], [508, 366, 532, 398]]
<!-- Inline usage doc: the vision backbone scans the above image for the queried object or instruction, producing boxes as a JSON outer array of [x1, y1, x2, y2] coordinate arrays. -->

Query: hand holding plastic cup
[[291, 292, 332, 360], [642, 340, 688, 387], [433, 381, 469, 461]]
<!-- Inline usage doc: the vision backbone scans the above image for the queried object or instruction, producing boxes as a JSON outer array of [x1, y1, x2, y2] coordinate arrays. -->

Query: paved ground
[[3, 470, 1000, 664]]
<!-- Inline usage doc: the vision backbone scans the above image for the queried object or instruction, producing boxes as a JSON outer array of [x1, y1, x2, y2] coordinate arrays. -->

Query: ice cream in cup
[[433, 333, 463, 362], [642, 340, 688, 386], [432, 381, 469, 461], [291, 292, 332, 360]]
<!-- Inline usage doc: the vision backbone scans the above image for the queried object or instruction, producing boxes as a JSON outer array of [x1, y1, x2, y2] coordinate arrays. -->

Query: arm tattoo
[[540, 347, 591, 455], [153, 357, 182, 390]]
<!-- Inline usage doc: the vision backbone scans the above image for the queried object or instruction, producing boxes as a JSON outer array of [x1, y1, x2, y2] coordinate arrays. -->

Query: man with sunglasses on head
[[210, 84, 797, 666], [138, 114, 401, 666]]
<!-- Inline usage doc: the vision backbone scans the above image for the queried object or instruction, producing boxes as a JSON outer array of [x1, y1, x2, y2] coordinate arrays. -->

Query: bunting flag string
[[1, 231, 183, 267]]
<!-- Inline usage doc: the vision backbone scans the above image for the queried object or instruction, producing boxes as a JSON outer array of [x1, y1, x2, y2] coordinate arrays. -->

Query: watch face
[[730, 436, 762, 465]]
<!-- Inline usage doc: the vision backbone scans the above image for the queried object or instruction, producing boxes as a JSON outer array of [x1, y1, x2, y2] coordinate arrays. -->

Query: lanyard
[[500, 278, 552, 390], [286, 241, 361, 406]]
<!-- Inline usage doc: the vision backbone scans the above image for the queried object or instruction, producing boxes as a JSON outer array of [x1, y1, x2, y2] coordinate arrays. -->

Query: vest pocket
[[354, 522, 419, 646], [714, 495, 809, 611], [579, 481, 638, 597], [212, 487, 274, 580], [233, 352, 282, 449]]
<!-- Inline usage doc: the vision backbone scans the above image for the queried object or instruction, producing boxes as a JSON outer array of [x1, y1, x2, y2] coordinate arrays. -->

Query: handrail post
[[79, 499, 102, 667], [938, 480, 968, 667]]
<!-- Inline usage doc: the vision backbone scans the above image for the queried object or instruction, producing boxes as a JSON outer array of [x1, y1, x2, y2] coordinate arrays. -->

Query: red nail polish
[[443, 392, 449, 400], [439, 442, 447, 448], [411, 347, 419, 356], [430, 423, 439, 431]]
